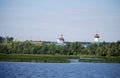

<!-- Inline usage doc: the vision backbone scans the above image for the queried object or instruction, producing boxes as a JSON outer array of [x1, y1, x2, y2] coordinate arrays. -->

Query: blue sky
[[0, 0, 120, 42]]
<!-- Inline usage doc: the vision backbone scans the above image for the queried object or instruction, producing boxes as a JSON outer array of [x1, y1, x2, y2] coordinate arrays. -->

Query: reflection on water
[[0, 62, 120, 78]]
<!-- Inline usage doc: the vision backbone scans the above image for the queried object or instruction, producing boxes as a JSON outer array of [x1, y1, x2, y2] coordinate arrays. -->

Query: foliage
[[0, 36, 13, 43], [0, 36, 120, 56]]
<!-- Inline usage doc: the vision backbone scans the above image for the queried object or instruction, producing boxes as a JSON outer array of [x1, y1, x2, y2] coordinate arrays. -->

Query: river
[[0, 62, 120, 78]]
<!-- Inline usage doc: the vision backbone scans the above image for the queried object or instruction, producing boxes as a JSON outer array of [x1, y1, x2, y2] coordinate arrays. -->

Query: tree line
[[0, 36, 120, 56]]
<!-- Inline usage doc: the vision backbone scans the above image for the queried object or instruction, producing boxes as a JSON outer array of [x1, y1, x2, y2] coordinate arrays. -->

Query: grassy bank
[[79, 56, 120, 63], [0, 54, 120, 63], [0, 54, 71, 63]]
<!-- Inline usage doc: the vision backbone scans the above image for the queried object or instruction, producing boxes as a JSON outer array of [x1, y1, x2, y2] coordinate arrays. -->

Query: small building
[[82, 43, 89, 48]]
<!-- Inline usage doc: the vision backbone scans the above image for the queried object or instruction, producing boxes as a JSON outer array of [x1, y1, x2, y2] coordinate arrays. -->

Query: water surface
[[0, 62, 120, 78]]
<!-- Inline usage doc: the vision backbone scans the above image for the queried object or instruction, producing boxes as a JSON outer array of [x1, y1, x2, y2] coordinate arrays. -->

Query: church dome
[[57, 34, 65, 44], [94, 34, 99, 38]]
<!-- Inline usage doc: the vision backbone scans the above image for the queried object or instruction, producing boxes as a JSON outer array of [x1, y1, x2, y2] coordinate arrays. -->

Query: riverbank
[[79, 57, 120, 63], [0, 54, 120, 63], [0, 54, 70, 63]]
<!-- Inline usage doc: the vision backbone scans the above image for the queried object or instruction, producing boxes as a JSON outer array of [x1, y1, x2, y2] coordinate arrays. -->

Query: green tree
[[0, 36, 4, 43], [5, 37, 14, 43]]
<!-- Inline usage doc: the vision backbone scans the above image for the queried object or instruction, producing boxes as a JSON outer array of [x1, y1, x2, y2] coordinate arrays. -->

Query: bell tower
[[94, 33, 100, 43]]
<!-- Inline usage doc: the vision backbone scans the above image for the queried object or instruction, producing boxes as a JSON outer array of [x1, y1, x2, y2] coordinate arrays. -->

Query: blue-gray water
[[0, 62, 120, 78]]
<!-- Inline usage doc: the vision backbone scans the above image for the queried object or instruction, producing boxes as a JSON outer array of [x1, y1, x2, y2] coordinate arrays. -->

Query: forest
[[0, 36, 120, 56]]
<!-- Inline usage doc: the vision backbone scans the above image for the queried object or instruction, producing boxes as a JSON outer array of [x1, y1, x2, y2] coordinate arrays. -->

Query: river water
[[0, 62, 120, 78]]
